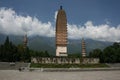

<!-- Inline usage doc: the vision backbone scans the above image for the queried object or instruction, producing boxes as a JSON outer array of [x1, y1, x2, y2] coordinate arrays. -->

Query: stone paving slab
[[0, 62, 29, 70], [28, 67, 120, 72], [0, 70, 120, 80], [106, 63, 120, 67]]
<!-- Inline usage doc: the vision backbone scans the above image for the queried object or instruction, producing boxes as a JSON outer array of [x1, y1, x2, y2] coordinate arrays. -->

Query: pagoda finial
[[60, 5, 62, 10]]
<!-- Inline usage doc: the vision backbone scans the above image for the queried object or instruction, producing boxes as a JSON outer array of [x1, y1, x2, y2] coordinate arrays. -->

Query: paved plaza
[[0, 62, 120, 80], [0, 62, 29, 70], [0, 70, 120, 80]]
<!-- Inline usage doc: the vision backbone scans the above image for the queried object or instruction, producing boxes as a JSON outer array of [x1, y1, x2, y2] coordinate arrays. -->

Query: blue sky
[[0, 0, 120, 42], [1, 0, 120, 25]]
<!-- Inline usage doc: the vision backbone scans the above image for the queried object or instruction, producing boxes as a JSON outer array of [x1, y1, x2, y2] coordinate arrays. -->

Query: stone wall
[[31, 57, 99, 64]]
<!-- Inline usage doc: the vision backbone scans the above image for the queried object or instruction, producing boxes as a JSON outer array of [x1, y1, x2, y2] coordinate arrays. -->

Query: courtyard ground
[[0, 70, 120, 80]]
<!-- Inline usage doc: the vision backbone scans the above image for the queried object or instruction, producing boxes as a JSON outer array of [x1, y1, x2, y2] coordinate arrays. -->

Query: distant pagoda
[[23, 34, 28, 49], [81, 38, 86, 57], [56, 6, 68, 56]]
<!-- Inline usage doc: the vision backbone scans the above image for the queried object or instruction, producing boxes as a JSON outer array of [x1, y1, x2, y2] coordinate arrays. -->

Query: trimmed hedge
[[30, 63, 109, 68]]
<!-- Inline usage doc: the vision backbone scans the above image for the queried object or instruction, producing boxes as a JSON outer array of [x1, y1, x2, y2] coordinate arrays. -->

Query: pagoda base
[[56, 46, 67, 56]]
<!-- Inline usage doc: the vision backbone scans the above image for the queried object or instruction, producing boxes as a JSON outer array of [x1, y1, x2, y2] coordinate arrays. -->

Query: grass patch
[[30, 63, 109, 68]]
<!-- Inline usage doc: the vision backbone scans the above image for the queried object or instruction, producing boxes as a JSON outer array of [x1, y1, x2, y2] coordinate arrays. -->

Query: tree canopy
[[0, 36, 50, 62], [89, 42, 120, 63], [0, 36, 120, 63]]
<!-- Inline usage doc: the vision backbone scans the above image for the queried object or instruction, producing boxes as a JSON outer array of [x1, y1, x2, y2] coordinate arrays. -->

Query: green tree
[[89, 49, 102, 58]]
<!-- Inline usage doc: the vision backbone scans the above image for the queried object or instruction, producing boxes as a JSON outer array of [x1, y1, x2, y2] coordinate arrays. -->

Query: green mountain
[[0, 34, 113, 55]]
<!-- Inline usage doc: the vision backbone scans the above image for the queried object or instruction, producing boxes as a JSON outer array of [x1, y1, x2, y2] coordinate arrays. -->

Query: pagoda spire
[[81, 38, 86, 57], [23, 34, 28, 49], [56, 6, 67, 56]]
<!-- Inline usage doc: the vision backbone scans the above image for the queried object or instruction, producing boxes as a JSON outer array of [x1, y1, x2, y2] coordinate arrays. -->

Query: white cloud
[[54, 11, 58, 22], [0, 7, 120, 42], [0, 8, 55, 37], [68, 21, 120, 42]]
